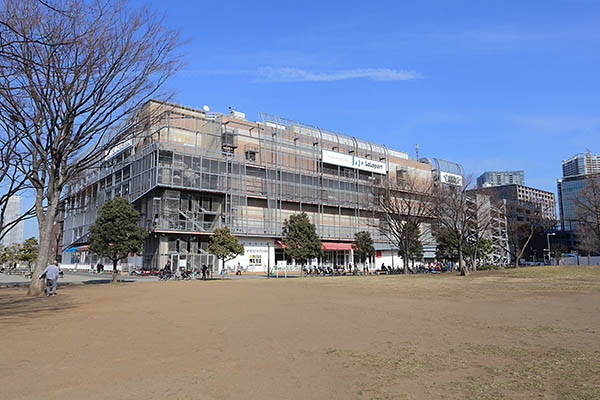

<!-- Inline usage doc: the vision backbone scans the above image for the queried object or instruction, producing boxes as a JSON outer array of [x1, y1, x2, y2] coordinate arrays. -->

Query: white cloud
[[255, 67, 420, 82]]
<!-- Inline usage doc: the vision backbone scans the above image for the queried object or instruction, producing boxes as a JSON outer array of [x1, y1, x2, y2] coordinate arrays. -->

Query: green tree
[[282, 213, 323, 273], [88, 197, 147, 282], [436, 227, 493, 267], [352, 231, 375, 266], [467, 238, 493, 268], [18, 237, 39, 272], [0, 243, 20, 270], [408, 237, 424, 265], [208, 227, 244, 278], [435, 227, 460, 263]]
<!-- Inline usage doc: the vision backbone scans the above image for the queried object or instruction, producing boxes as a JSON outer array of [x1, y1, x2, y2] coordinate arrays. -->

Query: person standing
[[39, 260, 60, 297]]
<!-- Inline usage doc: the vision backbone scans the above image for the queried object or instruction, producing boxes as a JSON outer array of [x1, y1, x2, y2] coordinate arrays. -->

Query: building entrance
[[323, 250, 350, 268]]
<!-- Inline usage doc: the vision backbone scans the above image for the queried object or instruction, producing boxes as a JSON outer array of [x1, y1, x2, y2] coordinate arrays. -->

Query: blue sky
[[21, 0, 600, 238]]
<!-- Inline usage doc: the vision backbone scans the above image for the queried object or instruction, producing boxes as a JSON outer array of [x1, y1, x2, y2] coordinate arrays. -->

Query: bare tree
[[552, 242, 570, 266], [573, 174, 600, 246], [0, 0, 182, 295], [0, 1, 64, 52], [432, 176, 477, 276], [575, 225, 599, 265], [0, 131, 36, 241], [503, 199, 553, 267], [375, 174, 435, 274], [464, 192, 498, 270]]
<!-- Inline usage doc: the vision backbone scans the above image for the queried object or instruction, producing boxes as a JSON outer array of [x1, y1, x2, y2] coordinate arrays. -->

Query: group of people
[[159, 262, 211, 281], [301, 261, 455, 276], [89, 262, 104, 274], [303, 263, 371, 276], [378, 262, 452, 274]]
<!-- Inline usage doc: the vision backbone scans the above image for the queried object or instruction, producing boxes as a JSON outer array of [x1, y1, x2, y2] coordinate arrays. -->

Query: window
[[249, 255, 262, 265], [245, 150, 257, 162]]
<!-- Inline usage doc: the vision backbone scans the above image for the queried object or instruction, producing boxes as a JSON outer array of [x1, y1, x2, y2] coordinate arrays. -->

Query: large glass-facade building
[[558, 152, 600, 230]]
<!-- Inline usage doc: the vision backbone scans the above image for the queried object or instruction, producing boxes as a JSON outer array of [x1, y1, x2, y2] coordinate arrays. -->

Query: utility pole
[[267, 241, 270, 279]]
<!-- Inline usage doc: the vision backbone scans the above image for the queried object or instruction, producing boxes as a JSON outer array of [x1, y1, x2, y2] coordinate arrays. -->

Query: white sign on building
[[439, 171, 463, 187], [322, 149, 387, 174]]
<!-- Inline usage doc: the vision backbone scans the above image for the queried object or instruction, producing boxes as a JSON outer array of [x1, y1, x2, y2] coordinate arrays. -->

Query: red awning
[[322, 242, 353, 251], [77, 245, 89, 252], [275, 241, 353, 251]]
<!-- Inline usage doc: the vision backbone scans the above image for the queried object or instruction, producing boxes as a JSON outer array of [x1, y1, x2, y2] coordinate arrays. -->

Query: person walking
[[201, 264, 208, 280], [39, 260, 60, 297]]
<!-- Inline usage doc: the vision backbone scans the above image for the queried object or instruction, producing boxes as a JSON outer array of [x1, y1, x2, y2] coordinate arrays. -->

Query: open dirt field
[[1, 266, 599, 400]]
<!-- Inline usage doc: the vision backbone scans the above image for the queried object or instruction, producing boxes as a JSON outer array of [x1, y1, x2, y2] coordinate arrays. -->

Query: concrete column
[[158, 234, 168, 269]]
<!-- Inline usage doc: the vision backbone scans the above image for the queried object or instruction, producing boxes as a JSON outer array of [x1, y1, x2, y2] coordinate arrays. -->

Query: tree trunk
[[113, 259, 118, 283], [402, 250, 409, 274], [472, 245, 479, 271], [514, 245, 523, 268], [459, 241, 468, 276], [27, 198, 59, 296]]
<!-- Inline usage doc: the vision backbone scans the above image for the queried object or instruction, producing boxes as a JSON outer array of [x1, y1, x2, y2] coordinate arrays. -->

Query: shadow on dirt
[[0, 290, 74, 319], [81, 279, 136, 284]]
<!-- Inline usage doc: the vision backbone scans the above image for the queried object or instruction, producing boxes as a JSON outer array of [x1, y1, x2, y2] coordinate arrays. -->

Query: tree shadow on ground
[[81, 279, 136, 284], [0, 290, 74, 319]]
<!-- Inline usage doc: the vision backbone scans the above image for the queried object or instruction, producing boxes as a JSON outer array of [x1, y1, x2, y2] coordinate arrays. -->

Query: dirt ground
[[1, 266, 599, 400]]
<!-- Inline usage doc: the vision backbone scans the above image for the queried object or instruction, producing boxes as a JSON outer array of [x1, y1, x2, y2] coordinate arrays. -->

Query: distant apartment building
[[561, 152, 600, 177], [480, 184, 556, 221], [558, 152, 600, 230], [1, 195, 24, 247], [477, 170, 524, 188]]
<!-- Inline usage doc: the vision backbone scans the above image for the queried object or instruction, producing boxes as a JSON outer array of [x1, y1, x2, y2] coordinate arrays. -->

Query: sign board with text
[[439, 171, 463, 187], [322, 149, 387, 175]]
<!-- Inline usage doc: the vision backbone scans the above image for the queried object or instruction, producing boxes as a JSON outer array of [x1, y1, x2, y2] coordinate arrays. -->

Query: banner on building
[[439, 171, 463, 186], [322, 149, 387, 175]]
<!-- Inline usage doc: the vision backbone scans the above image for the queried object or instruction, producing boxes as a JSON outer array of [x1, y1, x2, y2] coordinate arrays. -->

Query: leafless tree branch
[[0, 0, 182, 296]]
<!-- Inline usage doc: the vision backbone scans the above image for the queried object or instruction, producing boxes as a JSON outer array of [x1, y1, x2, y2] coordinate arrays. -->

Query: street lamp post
[[546, 232, 556, 265]]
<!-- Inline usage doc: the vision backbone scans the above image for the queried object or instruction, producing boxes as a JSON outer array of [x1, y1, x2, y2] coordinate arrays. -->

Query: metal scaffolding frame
[[62, 101, 433, 269]]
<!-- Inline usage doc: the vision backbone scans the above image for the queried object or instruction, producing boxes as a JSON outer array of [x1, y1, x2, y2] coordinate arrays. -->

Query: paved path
[[0, 270, 279, 288], [0, 271, 156, 287]]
